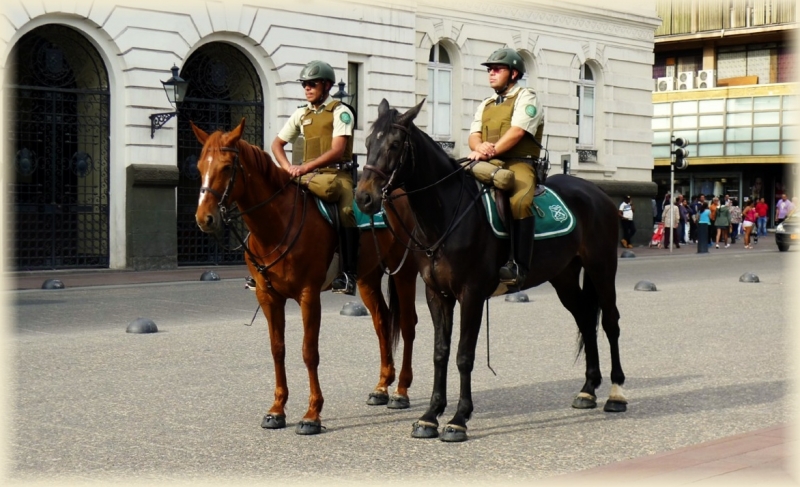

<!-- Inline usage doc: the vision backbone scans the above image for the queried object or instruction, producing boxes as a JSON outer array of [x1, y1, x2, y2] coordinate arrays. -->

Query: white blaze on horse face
[[197, 155, 214, 206]]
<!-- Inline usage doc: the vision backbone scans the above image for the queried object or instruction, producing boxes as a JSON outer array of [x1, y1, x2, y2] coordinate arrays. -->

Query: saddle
[[480, 183, 575, 240]]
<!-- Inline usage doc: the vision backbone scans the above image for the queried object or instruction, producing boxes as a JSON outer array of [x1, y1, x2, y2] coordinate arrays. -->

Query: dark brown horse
[[356, 100, 627, 442], [192, 118, 418, 435]]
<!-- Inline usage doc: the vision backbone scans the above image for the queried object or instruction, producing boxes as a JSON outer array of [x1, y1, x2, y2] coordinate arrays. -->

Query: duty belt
[[329, 161, 354, 170], [499, 157, 535, 164]]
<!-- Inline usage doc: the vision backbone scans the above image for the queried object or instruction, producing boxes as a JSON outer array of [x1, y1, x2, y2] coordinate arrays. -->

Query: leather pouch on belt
[[461, 159, 515, 191]]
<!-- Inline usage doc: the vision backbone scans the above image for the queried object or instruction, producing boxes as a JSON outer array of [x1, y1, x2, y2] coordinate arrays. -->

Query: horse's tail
[[387, 276, 402, 352], [576, 270, 601, 360]]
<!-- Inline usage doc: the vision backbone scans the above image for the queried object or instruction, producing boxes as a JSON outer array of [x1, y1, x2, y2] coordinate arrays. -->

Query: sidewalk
[[8, 264, 250, 291], [556, 423, 796, 485]]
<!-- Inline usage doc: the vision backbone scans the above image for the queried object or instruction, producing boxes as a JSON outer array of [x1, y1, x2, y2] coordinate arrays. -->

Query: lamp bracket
[[149, 111, 177, 138]]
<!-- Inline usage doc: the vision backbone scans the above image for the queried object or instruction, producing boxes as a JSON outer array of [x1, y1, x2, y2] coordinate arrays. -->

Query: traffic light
[[671, 136, 689, 170]]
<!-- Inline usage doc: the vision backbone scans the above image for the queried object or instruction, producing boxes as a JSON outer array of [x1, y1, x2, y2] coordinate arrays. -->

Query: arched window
[[576, 64, 595, 148], [427, 43, 451, 138]]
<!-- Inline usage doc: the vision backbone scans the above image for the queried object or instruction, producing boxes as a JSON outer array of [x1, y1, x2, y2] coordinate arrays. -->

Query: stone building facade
[[1, 0, 660, 269]]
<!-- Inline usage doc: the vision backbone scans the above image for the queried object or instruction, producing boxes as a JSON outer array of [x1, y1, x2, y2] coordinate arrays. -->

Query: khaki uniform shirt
[[277, 96, 354, 144], [469, 85, 544, 137]]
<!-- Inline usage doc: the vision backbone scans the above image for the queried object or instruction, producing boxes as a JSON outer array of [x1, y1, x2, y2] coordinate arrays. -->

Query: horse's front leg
[[296, 289, 324, 435], [412, 285, 455, 439], [440, 291, 485, 442], [258, 288, 289, 430], [356, 266, 395, 407]]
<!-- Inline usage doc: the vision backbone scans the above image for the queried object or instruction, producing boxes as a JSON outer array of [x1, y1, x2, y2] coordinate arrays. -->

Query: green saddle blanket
[[315, 198, 387, 229], [480, 184, 575, 240]]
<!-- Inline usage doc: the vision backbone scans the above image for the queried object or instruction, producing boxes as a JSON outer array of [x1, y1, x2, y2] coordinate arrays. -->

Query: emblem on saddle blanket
[[315, 198, 388, 229], [480, 184, 575, 240]]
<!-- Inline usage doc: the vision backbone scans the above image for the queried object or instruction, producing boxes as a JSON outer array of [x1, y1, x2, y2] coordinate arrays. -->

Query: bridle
[[362, 121, 485, 258], [199, 144, 306, 291]]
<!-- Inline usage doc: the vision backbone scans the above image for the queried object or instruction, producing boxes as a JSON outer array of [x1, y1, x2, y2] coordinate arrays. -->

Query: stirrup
[[332, 272, 356, 295], [498, 261, 520, 285], [245, 276, 257, 291]]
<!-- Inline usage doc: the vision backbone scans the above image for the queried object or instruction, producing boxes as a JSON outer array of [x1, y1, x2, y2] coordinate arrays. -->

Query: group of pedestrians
[[624, 192, 795, 251]]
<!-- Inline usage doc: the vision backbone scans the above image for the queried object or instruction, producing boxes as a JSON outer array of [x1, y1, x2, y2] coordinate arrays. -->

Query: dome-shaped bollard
[[126, 318, 158, 334], [620, 250, 636, 258], [505, 292, 530, 303], [340, 302, 368, 316], [739, 272, 760, 283], [200, 271, 220, 281], [41, 279, 65, 290], [634, 280, 657, 292]]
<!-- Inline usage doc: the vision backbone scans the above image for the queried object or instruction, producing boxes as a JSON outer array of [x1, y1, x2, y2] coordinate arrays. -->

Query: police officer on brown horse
[[271, 60, 359, 295], [467, 48, 544, 288]]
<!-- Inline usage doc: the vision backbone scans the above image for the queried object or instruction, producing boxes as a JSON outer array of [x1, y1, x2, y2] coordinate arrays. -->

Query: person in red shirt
[[755, 197, 769, 238]]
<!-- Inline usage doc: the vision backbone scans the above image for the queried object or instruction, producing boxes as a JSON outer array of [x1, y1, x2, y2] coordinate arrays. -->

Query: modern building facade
[[651, 0, 796, 226], [1, 0, 660, 270]]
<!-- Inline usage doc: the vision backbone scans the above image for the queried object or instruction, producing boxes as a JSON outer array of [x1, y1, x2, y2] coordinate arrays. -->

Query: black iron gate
[[6, 25, 110, 270], [177, 43, 264, 265]]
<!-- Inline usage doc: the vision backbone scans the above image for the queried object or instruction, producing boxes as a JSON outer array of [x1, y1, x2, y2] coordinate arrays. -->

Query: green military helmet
[[298, 60, 336, 84], [481, 48, 526, 78]]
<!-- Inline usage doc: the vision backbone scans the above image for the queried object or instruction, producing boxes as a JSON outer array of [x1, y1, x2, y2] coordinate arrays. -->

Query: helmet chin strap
[[494, 79, 517, 98], [493, 72, 518, 97]]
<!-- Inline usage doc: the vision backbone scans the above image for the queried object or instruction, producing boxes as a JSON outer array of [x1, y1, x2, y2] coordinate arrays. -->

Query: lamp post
[[331, 79, 353, 105], [150, 64, 189, 138]]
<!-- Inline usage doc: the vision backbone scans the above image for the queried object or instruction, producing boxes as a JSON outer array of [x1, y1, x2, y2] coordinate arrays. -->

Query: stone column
[[126, 164, 180, 269]]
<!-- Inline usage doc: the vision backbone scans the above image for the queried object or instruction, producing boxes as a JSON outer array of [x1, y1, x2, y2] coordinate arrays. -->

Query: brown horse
[[192, 118, 418, 435]]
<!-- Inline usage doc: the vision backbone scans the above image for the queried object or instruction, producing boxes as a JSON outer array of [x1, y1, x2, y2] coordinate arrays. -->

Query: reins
[[364, 122, 486, 258], [362, 117, 499, 375], [201, 144, 308, 291]]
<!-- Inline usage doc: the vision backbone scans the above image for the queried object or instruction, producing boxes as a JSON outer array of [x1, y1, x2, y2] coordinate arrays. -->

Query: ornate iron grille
[[6, 25, 110, 270], [176, 43, 264, 265]]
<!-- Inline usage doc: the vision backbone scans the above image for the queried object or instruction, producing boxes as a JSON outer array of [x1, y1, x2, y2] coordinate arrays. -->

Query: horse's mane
[[371, 107, 459, 169], [204, 128, 288, 184]]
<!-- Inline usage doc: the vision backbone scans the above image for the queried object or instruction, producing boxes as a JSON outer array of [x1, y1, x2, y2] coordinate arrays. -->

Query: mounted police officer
[[271, 60, 359, 295], [467, 47, 544, 287]]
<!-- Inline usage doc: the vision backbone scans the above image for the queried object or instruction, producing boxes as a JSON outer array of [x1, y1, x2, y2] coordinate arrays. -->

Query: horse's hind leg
[[412, 286, 456, 440], [390, 264, 418, 409], [357, 266, 395, 406], [549, 258, 603, 409], [258, 291, 289, 430], [583, 259, 627, 412]]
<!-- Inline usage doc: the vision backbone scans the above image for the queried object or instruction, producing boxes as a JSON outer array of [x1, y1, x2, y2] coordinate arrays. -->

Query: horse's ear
[[190, 121, 209, 145], [396, 98, 426, 127], [378, 99, 390, 118], [226, 117, 246, 146]]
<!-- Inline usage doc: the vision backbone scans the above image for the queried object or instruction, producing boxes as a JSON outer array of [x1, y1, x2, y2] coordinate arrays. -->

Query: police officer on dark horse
[[468, 48, 543, 287], [271, 60, 360, 295], [356, 49, 628, 442]]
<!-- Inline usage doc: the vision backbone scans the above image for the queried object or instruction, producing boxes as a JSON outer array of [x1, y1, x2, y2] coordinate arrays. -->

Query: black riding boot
[[498, 217, 535, 287], [332, 227, 360, 295]]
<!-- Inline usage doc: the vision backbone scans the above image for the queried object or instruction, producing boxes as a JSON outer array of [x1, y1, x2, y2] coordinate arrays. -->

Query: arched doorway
[[176, 42, 264, 265], [6, 25, 111, 270]]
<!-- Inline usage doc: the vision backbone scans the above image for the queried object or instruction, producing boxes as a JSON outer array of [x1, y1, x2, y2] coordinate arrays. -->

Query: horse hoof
[[295, 420, 322, 435], [367, 391, 389, 406], [604, 400, 627, 413], [261, 414, 286, 429], [440, 424, 468, 443], [387, 394, 410, 409], [572, 394, 597, 409], [411, 421, 439, 439]]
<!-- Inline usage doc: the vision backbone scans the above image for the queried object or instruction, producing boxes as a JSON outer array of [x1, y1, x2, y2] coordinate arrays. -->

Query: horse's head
[[193, 117, 246, 234], [356, 98, 424, 215]]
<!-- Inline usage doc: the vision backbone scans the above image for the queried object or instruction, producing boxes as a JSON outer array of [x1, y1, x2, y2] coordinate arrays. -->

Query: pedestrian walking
[[714, 201, 730, 249], [729, 198, 741, 244], [618, 195, 635, 248]]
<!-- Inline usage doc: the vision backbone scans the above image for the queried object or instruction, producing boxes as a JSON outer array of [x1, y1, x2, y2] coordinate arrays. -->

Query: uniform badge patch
[[340, 112, 352, 124], [525, 105, 537, 117]]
